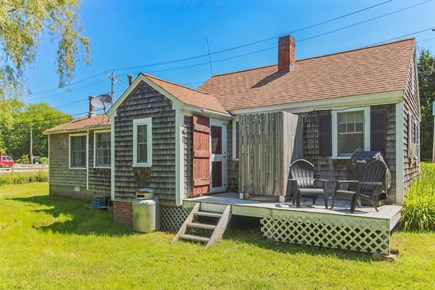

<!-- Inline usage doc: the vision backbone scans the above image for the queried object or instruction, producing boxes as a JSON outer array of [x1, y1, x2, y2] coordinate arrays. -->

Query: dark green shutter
[[318, 114, 332, 156], [371, 110, 386, 153]]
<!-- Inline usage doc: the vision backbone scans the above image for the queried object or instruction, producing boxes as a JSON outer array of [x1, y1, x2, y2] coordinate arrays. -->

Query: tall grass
[[401, 162, 435, 231], [0, 172, 48, 186]]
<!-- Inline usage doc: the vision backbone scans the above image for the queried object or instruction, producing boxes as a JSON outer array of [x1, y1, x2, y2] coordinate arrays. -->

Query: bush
[[401, 163, 435, 231], [39, 157, 48, 164], [0, 172, 48, 186], [15, 154, 30, 164]]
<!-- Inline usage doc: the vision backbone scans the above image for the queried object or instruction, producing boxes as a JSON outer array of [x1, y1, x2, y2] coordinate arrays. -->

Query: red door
[[192, 115, 210, 196]]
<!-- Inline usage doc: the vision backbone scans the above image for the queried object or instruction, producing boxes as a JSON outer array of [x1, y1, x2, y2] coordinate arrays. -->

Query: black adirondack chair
[[288, 159, 328, 208], [331, 159, 387, 213]]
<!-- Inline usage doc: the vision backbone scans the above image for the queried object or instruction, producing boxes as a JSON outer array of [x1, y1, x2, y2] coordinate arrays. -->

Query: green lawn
[[1, 183, 434, 289]]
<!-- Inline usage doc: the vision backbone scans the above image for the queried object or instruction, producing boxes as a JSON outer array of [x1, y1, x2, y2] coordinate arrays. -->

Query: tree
[[4, 102, 73, 159], [418, 49, 435, 161], [0, 0, 90, 99], [0, 98, 23, 154]]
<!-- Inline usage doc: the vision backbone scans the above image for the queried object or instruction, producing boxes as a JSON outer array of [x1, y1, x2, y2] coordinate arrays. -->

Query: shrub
[[0, 172, 48, 186], [401, 162, 435, 231], [15, 154, 30, 164], [39, 157, 49, 164]]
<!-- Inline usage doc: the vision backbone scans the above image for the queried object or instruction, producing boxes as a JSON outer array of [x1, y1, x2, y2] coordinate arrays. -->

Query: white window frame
[[94, 130, 111, 168], [407, 112, 420, 160], [232, 116, 239, 161], [132, 118, 152, 167], [332, 107, 370, 159], [69, 133, 88, 169], [408, 112, 420, 145]]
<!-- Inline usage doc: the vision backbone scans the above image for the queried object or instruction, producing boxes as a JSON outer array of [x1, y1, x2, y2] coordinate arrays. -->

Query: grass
[[0, 171, 48, 186], [1, 183, 435, 289], [402, 162, 435, 231]]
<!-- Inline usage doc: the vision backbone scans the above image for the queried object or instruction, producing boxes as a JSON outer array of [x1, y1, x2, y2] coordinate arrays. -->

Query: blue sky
[[24, 0, 435, 117]]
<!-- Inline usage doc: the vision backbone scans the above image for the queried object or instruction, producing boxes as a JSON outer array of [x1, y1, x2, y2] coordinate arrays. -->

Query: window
[[70, 135, 87, 168], [232, 119, 239, 160], [133, 118, 152, 167], [408, 112, 420, 159], [332, 108, 370, 158], [94, 131, 111, 168]]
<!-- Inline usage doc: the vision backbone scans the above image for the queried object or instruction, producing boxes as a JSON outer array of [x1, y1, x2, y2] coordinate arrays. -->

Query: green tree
[[4, 103, 73, 160], [418, 50, 435, 161], [0, 0, 90, 99], [0, 98, 23, 154]]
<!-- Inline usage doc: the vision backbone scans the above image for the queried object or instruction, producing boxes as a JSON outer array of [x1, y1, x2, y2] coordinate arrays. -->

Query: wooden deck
[[184, 192, 402, 231], [183, 193, 402, 254]]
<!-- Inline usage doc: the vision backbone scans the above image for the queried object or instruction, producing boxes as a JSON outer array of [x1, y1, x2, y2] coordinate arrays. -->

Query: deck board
[[184, 192, 402, 221]]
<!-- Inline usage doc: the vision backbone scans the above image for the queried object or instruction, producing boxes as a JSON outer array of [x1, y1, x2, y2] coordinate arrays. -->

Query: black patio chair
[[288, 159, 328, 208], [331, 159, 387, 213]]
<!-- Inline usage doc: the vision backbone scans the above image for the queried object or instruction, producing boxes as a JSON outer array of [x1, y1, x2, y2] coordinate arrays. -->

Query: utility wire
[[29, 72, 106, 96], [370, 27, 435, 46], [298, 0, 432, 43], [22, 0, 422, 97], [28, 78, 109, 101], [24, 25, 435, 116], [17, 0, 392, 99]]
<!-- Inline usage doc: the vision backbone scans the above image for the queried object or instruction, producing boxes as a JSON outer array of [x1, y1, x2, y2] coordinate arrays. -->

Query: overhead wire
[[14, 1, 435, 121], [21, 0, 395, 99]]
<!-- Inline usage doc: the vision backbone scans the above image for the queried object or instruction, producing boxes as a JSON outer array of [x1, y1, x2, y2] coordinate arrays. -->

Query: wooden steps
[[172, 203, 231, 249], [188, 222, 216, 230], [180, 234, 210, 243]]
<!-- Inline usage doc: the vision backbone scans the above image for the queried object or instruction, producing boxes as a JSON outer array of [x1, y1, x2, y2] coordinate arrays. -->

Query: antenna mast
[[106, 70, 121, 103], [205, 37, 213, 76]]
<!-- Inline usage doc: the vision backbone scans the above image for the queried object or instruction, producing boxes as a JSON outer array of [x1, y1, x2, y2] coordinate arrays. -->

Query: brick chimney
[[128, 73, 133, 86], [278, 35, 295, 73], [88, 96, 96, 118]]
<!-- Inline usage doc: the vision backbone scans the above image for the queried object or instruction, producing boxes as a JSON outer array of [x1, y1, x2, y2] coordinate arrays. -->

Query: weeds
[[401, 163, 435, 231], [0, 172, 48, 186]]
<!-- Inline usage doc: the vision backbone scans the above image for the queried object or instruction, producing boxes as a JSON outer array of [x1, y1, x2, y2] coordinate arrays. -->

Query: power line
[[370, 27, 435, 46], [22, 0, 423, 96], [298, 0, 432, 43], [110, 0, 395, 72], [24, 26, 435, 116], [28, 78, 109, 101], [29, 72, 106, 96]]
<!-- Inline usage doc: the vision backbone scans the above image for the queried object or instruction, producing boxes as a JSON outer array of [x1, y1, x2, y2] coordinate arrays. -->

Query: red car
[[0, 156, 14, 168]]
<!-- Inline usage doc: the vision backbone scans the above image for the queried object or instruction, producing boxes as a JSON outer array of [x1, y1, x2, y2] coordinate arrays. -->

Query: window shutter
[[318, 114, 332, 156], [371, 110, 386, 153]]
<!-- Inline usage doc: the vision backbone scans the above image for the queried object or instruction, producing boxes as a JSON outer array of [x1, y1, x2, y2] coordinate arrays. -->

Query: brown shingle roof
[[200, 38, 415, 111], [142, 73, 229, 114], [44, 114, 110, 134]]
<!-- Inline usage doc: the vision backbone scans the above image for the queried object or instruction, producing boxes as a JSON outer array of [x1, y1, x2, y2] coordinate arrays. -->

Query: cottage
[[45, 35, 420, 253], [44, 111, 111, 200]]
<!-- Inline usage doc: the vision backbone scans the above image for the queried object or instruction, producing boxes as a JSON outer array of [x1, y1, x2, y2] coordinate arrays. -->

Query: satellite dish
[[91, 94, 113, 110]]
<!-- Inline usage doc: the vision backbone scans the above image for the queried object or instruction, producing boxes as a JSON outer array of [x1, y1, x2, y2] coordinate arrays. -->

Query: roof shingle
[[200, 38, 415, 111], [142, 74, 229, 114], [44, 114, 110, 134]]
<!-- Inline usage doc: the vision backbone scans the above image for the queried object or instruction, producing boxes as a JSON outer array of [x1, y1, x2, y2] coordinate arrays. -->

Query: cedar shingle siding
[[302, 105, 397, 201], [88, 130, 111, 194], [113, 81, 177, 205], [48, 131, 111, 199], [403, 51, 420, 191]]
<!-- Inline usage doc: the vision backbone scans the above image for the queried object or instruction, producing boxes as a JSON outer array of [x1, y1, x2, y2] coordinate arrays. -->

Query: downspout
[[111, 112, 117, 201], [395, 101, 405, 203], [86, 130, 90, 191], [175, 109, 185, 206]]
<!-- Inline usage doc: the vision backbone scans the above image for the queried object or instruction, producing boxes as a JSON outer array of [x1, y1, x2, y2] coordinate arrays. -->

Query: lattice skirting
[[260, 215, 390, 254], [160, 206, 192, 232]]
